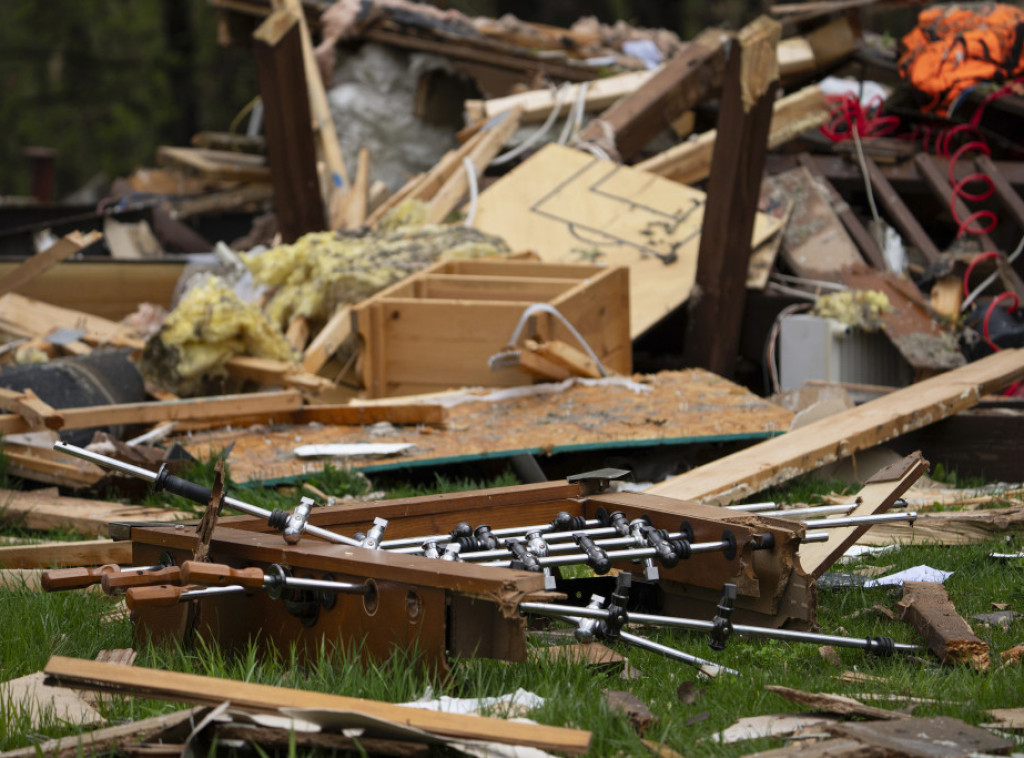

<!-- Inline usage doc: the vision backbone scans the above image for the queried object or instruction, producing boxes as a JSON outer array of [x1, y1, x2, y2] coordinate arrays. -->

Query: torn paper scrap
[[864, 565, 953, 587]]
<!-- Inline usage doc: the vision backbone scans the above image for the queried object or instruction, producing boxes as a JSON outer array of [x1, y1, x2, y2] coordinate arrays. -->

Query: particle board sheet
[[472, 144, 783, 337], [175, 369, 793, 484]]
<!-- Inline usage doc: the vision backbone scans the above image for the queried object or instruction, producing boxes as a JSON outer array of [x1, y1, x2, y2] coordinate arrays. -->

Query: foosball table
[[46, 443, 925, 675]]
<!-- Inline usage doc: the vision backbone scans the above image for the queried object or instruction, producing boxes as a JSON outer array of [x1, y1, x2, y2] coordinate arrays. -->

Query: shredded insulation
[[140, 275, 295, 396], [813, 290, 891, 331], [243, 207, 511, 331]]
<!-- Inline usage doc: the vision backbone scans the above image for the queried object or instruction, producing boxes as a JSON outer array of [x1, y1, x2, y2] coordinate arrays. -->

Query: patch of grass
[[383, 469, 521, 500], [744, 475, 856, 506]]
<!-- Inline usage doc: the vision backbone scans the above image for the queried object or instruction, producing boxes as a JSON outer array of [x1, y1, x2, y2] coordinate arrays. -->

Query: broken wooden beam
[[898, 581, 990, 668], [636, 83, 828, 185], [0, 539, 134, 569], [0, 230, 102, 298], [424, 106, 523, 224], [0, 390, 304, 436], [648, 347, 1024, 503], [43, 656, 593, 754], [253, 8, 326, 243], [682, 15, 781, 378], [0, 387, 64, 430], [0, 488, 184, 536], [577, 29, 728, 161], [301, 305, 352, 374], [342, 146, 371, 229]]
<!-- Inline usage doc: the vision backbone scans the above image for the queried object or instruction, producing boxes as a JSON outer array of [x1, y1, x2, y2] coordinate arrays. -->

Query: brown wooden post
[[682, 17, 781, 378], [252, 10, 326, 243]]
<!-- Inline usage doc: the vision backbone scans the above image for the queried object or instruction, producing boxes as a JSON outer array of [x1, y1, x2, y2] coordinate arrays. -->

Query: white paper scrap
[[863, 564, 953, 587], [398, 688, 545, 716], [294, 443, 414, 458]]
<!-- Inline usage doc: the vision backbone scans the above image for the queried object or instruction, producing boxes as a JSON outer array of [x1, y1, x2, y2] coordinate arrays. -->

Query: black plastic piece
[[608, 511, 630, 537], [267, 509, 288, 531], [154, 464, 217, 508], [474, 525, 498, 551], [643, 526, 679, 568], [450, 522, 473, 541], [507, 538, 541, 572], [721, 530, 737, 560], [678, 521, 694, 544], [868, 636, 895, 657], [752, 533, 775, 550], [574, 533, 611, 575], [553, 511, 586, 532], [602, 573, 631, 640]]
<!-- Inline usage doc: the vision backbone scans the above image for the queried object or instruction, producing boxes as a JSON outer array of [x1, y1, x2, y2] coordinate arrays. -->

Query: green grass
[[1, 465, 1023, 755]]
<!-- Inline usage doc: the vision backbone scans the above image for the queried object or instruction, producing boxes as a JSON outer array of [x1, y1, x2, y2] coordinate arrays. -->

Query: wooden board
[[472, 143, 782, 337], [898, 582, 990, 668], [0, 488, 185, 536], [0, 230, 102, 298], [176, 369, 793, 484], [43, 656, 592, 754], [797, 454, 927, 578], [0, 292, 143, 348], [0, 539, 133, 569], [647, 347, 1024, 503], [0, 260, 182, 321], [854, 503, 1024, 546]]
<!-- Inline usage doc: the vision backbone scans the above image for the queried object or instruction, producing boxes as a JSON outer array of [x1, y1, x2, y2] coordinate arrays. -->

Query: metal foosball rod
[[54, 441, 364, 548], [380, 511, 608, 551]]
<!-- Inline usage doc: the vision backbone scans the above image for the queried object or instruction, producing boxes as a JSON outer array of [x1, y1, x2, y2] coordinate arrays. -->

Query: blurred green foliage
[[0, 0, 258, 199]]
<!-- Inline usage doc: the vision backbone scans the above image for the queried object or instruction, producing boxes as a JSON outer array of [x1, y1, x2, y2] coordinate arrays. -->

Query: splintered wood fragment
[[425, 106, 523, 224], [525, 339, 610, 379], [857, 503, 1024, 546], [528, 642, 624, 669], [797, 453, 927, 578], [1, 672, 104, 730], [577, 29, 727, 161], [898, 581, 990, 668], [602, 690, 656, 735], [0, 387, 64, 430], [515, 349, 574, 381], [831, 716, 1014, 757], [0, 539, 133, 570], [0, 292, 144, 349], [1, 444, 105, 489], [343, 147, 371, 229], [285, 315, 310, 352], [302, 305, 352, 374], [764, 685, 909, 720], [647, 347, 1024, 503], [42, 656, 593, 753], [225, 356, 334, 392], [192, 459, 224, 564], [863, 155, 941, 265], [0, 230, 102, 298], [0, 488, 183, 535]]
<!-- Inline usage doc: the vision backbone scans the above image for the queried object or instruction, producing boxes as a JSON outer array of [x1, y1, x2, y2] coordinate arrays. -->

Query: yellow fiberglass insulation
[[243, 208, 511, 331], [813, 289, 891, 331], [140, 275, 295, 396]]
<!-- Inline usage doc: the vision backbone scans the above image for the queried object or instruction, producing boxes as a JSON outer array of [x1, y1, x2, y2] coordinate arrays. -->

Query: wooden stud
[[0, 539, 134, 570], [302, 305, 352, 375], [682, 16, 782, 378], [342, 147, 371, 229], [0, 387, 64, 430], [253, 9, 326, 243], [0, 231, 101, 298], [648, 347, 1024, 503]]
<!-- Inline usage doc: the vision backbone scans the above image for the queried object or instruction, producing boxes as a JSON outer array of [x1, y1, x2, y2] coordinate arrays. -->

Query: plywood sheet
[[473, 144, 782, 336], [177, 369, 793, 484]]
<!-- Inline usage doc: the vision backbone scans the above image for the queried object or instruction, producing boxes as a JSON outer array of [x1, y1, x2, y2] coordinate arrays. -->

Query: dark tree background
[[0, 0, 764, 200]]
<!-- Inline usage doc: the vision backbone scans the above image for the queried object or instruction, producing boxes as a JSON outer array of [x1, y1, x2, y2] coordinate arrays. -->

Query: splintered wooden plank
[[898, 582, 990, 668], [473, 143, 781, 337], [178, 369, 793, 484], [0, 230, 102, 298], [0, 292, 143, 348], [0, 539, 133, 569], [797, 454, 927, 578], [0, 488, 185, 536], [43, 656, 592, 753], [302, 305, 352, 374], [854, 503, 1024, 546], [647, 347, 1024, 503]]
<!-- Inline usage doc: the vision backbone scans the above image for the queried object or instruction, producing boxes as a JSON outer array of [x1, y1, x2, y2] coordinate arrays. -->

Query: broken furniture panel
[[352, 257, 630, 397], [898, 581, 991, 668], [473, 143, 782, 337]]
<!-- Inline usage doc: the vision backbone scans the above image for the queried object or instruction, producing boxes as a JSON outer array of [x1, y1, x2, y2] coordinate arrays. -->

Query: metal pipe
[[800, 512, 917, 529], [54, 441, 363, 547], [484, 537, 733, 570], [618, 630, 739, 677], [380, 518, 603, 550], [520, 602, 919, 653]]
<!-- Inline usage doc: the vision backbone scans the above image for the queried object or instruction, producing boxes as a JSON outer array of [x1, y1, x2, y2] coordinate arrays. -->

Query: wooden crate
[[352, 258, 631, 398]]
